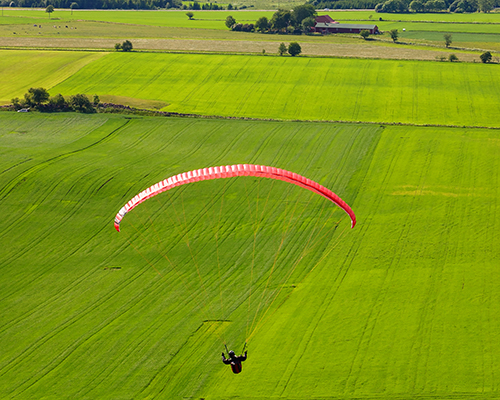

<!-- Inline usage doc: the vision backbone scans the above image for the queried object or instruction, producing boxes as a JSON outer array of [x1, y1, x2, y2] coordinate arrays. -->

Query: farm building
[[313, 16, 379, 34], [315, 15, 336, 23]]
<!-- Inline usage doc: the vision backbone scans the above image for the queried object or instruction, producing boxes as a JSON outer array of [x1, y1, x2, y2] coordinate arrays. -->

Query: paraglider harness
[[222, 343, 247, 374]]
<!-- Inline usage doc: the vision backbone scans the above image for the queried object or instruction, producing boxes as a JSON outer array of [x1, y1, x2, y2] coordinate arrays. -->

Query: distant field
[[45, 51, 500, 127], [0, 9, 274, 29], [1, 112, 500, 398], [1, 9, 499, 55], [327, 9, 500, 23]]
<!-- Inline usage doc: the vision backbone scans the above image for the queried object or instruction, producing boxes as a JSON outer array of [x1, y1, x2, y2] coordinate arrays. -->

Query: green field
[[0, 50, 105, 105], [1, 112, 500, 398], [3, 50, 500, 126], [46, 51, 500, 127]]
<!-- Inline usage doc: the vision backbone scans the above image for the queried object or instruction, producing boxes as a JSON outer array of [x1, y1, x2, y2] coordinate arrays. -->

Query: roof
[[315, 22, 378, 29], [315, 15, 335, 23]]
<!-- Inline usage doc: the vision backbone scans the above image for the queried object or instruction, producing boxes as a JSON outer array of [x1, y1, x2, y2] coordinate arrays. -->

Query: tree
[[24, 87, 50, 107], [477, 0, 494, 12], [409, 0, 425, 11], [255, 16, 269, 32], [448, 53, 458, 62], [225, 15, 236, 29], [389, 29, 398, 42], [93, 94, 100, 105], [301, 16, 316, 33], [288, 42, 301, 56], [480, 51, 492, 63], [291, 4, 316, 28], [444, 34, 452, 47], [114, 43, 122, 50], [186, 11, 194, 19], [48, 93, 67, 110], [360, 29, 370, 40], [270, 9, 292, 32], [69, 94, 94, 113], [278, 42, 287, 56], [70, 2, 78, 14], [45, 4, 54, 19], [121, 40, 133, 51]]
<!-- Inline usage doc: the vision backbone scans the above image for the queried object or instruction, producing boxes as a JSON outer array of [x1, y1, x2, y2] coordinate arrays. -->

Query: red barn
[[315, 15, 336, 24]]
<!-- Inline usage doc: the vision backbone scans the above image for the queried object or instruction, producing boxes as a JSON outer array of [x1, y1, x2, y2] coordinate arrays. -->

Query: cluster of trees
[[307, 0, 379, 10], [114, 40, 133, 51], [12, 88, 97, 113], [8, 0, 232, 10], [184, 1, 224, 9], [278, 42, 302, 55], [375, 0, 496, 13], [226, 4, 317, 34]]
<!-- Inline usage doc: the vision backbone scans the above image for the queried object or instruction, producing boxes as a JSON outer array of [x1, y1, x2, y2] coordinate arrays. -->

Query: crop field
[[1, 112, 500, 399], [0, 50, 105, 105], [44, 51, 500, 127]]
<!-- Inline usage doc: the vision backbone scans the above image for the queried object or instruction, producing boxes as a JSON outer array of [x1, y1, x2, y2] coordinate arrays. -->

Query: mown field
[[1, 111, 500, 399], [3, 50, 500, 126], [44, 51, 500, 127]]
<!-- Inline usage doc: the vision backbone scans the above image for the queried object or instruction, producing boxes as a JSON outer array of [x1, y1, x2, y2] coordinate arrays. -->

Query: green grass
[[48, 51, 500, 127], [325, 9, 500, 23], [0, 9, 275, 29], [0, 50, 106, 104], [367, 19, 500, 34], [1, 112, 500, 398]]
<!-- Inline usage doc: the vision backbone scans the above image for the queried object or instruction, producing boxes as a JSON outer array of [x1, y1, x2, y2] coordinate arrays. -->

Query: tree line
[[12, 88, 98, 113], [307, 0, 379, 10], [6, 0, 232, 11], [308, 0, 496, 11], [375, 0, 497, 13]]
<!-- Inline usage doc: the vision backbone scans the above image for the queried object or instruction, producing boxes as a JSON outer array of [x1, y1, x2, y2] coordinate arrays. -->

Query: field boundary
[[4, 104, 499, 130]]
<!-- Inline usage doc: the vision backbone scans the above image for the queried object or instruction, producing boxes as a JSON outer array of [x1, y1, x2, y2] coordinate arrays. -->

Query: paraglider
[[113, 164, 356, 371], [114, 164, 356, 231], [222, 349, 248, 374]]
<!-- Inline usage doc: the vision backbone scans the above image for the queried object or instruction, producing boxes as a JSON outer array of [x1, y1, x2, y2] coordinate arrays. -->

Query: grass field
[[0, 50, 105, 105], [1, 112, 500, 398], [44, 51, 500, 127]]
